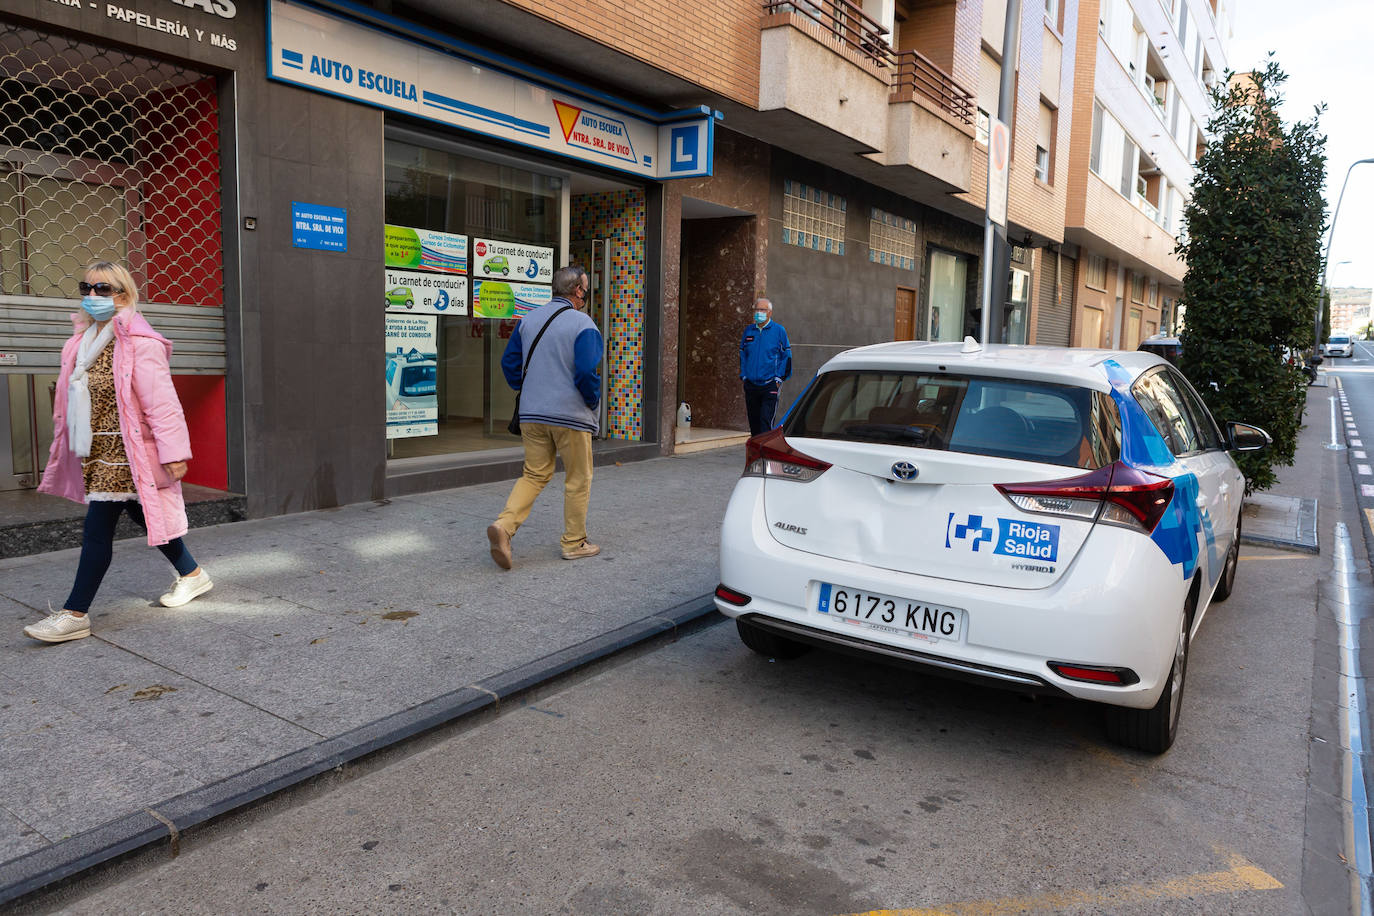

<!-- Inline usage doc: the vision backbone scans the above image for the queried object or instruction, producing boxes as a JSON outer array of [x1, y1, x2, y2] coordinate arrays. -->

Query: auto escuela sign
[[267, 0, 714, 179]]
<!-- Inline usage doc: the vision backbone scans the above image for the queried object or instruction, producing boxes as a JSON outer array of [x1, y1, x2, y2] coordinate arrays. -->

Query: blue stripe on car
[[1102, 359, 1204, 581]]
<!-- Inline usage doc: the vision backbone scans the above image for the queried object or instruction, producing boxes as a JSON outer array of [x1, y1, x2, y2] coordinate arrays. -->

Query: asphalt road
[[34, 533, 1320, 915]]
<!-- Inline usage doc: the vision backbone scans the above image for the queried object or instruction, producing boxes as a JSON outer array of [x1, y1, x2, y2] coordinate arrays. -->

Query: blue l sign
[[670, 125, 699, 172], [659, 118, 711, 178]]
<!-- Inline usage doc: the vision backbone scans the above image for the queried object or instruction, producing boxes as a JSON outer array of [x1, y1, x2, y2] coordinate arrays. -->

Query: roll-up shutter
[[1036, 252, 1074, 347], [0, 298, 224, 374]]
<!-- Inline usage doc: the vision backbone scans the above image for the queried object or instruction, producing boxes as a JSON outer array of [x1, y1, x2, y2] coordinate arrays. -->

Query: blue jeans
[[65, 501, 198, 613]]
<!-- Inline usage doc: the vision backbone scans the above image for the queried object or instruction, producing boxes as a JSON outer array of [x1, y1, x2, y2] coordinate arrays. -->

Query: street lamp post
[[1318, 158, 1374, 352]]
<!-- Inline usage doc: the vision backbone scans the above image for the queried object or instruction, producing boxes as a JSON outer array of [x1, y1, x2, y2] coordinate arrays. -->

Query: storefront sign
[[472, 280, 552, 318], [385, 315, 438, 439], [384, 224, 468, 274], [472, 239, 553, 283], [385, 268, 468, 316], [292, 201, 347, 251], [268, 0, 714, 179]]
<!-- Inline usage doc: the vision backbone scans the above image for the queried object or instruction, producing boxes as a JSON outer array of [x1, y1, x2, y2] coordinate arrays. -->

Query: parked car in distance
[[714, 339, 1270, 754], [1324, 335, 1354, 358], [1137, 334, 1182, 365]]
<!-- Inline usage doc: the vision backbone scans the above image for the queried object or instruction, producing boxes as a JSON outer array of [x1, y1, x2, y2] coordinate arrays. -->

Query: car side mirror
[[1227, 422, 1271, 452]]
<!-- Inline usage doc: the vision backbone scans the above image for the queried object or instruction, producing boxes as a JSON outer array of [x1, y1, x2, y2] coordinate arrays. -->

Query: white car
[[1325, 336, 1354, 358], [714, 340, 1270, 753]]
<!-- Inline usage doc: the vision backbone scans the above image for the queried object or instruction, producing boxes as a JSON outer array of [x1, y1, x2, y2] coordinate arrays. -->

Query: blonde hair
[[85, 260, 140, 311]]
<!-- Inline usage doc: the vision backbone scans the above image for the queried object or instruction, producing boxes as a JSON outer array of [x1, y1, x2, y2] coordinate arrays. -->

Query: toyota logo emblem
[[891, 461, 918, 481]]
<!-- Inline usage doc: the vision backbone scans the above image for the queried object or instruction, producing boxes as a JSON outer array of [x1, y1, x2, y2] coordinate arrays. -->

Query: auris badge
[[891, 461, 919, 481]]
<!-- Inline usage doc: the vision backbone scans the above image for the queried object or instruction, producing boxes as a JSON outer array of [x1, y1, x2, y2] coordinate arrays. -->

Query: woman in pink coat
[[25, 261, 213, 643]]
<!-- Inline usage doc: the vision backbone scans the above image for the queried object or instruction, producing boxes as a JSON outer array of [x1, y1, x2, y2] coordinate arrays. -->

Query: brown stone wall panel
[[500, 0, 761, 107], [682, 217, 758, 430]]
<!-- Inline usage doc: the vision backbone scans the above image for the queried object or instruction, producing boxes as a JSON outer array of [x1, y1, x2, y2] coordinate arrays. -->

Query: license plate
[[816, 582, 963, 643]]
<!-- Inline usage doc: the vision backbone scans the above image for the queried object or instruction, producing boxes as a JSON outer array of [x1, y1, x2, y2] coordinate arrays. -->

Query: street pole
[[1318, 158, 1374, 351], [978, 0, 1021, 345]]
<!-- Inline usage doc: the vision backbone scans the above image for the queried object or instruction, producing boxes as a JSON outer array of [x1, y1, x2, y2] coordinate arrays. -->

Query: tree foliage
[[1177, 59, 1327, 491]]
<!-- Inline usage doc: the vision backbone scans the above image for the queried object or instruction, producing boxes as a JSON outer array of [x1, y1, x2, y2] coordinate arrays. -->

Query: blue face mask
[[754, 311, 769, 325], [81, 296, 116, 322]]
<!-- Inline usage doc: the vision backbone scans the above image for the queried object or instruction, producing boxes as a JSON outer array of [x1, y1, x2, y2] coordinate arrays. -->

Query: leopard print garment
[[83, 341, 137, 500]]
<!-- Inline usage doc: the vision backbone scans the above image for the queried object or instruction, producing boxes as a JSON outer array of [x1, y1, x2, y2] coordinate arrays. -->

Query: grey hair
[[755, 298, 772, 311], [553, 264, 588, 297]]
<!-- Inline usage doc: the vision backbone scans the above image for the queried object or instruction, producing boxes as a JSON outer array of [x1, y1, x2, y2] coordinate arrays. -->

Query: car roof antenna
[[961, 336, 983, 354]]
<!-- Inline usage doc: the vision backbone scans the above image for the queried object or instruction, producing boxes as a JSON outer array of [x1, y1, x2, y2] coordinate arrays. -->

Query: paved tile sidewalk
[[0, 447, 744, 901]]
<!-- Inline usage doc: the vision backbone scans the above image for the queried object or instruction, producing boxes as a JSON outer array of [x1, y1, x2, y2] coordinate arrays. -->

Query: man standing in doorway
[[487, 265, 604, 569], [739, 297, 792, 436]]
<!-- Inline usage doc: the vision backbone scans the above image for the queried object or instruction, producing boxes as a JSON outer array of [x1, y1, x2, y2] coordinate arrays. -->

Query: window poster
[[472, 238, 554, 282], [385, 267, 468, 316], [472, 280, 553, 318], [385, 314, 438, 439]]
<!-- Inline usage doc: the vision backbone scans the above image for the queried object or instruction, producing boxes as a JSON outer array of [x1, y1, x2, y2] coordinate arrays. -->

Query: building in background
[[1332, 287, 1372, 336], [1064, 0, 1233, 349], [0, 0, 1225, 522]]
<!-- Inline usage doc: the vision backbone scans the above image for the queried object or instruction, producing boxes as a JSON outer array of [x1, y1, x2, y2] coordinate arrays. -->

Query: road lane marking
[[1239, 555, 1307, 561], [839, 851, 1282, 916], [1366, 509, 1374, 533], [1364, 485, 1374, 498], [1360, 465, 1372, 476], [1357, 451, 1368, 459]]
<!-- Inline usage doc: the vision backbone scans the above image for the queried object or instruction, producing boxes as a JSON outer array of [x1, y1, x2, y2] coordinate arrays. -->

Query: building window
[[1036, 102, 1055, 183], [977, 108, 991, 145], [1089, 102, 1104, 175], [1130, 272, 1146, 303], [868, 208, 916, 270], [1085, 254, 1108, 290], [977, 50, 1001, 145], [783, 179, 846, 254]]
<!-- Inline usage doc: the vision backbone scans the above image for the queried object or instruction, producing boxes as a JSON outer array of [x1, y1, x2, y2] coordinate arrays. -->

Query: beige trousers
[[494, 423, 594, 550]]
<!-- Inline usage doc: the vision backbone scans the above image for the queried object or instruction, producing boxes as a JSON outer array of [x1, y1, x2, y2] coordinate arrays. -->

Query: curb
[[0, 596, 723, 907]]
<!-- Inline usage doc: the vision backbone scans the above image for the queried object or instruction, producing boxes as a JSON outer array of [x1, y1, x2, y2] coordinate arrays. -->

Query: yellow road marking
[[1366, 508, 1374, 533], [839, 850, 1281, 916]]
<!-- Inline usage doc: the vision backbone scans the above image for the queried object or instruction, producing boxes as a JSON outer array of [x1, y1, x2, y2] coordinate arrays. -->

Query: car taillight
[[996, 460, 1175, 534], [743, 428, 831, 482], [714, 584, 751, 606]]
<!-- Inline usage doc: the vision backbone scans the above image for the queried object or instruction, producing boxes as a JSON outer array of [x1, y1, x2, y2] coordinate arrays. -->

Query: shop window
[[0, 24, 223, 306], [1005, 267, 1030, 345], [926, 249, 969, 342], [868, 207, 916, 270], [782, 180, 845, 255]]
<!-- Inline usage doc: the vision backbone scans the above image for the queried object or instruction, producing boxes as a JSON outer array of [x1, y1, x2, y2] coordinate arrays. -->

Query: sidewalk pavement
[[0, 447, 743, 904], [0, 383, 1350, 905]]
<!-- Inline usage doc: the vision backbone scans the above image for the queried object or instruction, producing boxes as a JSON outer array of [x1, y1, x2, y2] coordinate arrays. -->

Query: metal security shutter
[[0, 298, 224, 374], [0, 21, 224, 372], [1036, 251, 1074, 347]]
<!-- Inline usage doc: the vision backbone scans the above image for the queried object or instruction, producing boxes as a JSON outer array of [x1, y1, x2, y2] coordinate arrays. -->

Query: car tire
[[1105, 587, 1193, 754], [736, 618, 808, 660], [1211, 513, 1242, 602]]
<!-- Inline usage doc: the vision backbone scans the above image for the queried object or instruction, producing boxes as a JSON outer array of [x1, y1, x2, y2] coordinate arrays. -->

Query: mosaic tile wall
[[572, 189, 646, 441]]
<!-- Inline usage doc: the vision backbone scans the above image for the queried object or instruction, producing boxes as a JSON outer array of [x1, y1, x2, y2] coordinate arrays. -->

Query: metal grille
[[0, 21, 223, 306]]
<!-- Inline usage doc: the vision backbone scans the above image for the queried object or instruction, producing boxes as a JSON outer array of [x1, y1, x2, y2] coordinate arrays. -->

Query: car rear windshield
[[787, 370, 1121, 469]]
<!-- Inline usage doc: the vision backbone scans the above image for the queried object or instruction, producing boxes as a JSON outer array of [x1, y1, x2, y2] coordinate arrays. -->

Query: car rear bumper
[[716, 479, 1189, 709]]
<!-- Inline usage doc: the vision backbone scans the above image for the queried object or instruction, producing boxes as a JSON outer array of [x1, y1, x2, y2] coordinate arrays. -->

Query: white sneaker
[[24, 611, 91, 643], [160, 569, 213, 608]]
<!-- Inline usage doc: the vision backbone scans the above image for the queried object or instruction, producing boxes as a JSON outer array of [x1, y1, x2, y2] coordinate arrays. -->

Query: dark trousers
[[743, 381, 780, 436], [65, 501, 198, 613]]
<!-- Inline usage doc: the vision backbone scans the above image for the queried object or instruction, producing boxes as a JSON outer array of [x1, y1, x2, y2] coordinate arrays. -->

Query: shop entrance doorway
[[568, 237, 611, 437]]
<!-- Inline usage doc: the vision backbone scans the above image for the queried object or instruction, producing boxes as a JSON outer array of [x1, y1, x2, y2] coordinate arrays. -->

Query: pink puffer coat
[[38, 309, 191, 546]]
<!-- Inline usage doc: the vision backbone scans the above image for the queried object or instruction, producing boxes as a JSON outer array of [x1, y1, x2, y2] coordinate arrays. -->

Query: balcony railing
[[762, 0, 895, 70], [892, 49, 974, 125]]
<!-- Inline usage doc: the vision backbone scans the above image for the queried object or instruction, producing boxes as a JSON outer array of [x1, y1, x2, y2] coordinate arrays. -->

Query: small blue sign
[[292, 201, 348, 252], [668, 124, 700, 173]]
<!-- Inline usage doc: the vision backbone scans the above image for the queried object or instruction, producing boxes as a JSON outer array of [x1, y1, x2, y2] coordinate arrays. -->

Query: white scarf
[[66, 321, 116, 458]]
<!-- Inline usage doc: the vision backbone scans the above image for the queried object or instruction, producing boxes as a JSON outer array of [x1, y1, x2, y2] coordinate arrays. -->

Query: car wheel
[[1105, 588, 1193, 754], [1211, 512, 1242, 602], [736, 618, 808, 660], [405, 299, 414, 308]]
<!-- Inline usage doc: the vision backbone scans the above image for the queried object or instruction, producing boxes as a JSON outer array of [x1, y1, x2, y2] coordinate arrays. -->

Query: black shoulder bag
[[508, 304, 575, 436]]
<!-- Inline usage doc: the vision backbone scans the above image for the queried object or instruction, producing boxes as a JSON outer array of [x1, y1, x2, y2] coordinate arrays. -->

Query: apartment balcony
[[757, 1, 975, 200], [867, 49, 975, 194]]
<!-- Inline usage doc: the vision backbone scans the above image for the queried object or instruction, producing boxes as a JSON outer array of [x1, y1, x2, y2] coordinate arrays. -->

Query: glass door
[[569, 238, 612, 438]]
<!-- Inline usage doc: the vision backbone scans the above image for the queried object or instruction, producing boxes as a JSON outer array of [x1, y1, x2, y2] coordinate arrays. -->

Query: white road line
[[1332, 524, 1374, 916], [1357, 451, 1368, 459], [1365, 484, 1374, 497], [1360, 465, 1373, 476]]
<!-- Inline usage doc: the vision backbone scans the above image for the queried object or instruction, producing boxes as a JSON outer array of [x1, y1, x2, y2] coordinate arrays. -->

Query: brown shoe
[[487, 524, 512, 570], [561, 541, 601, 561]]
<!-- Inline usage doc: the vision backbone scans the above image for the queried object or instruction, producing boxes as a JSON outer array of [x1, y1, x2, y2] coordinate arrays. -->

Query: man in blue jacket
[[739, 297, 792, 435], [487, 265, 604, 569]]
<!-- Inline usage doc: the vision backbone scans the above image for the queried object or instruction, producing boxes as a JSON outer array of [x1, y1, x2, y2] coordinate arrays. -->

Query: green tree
[[1177, 59, 1326, 491]]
